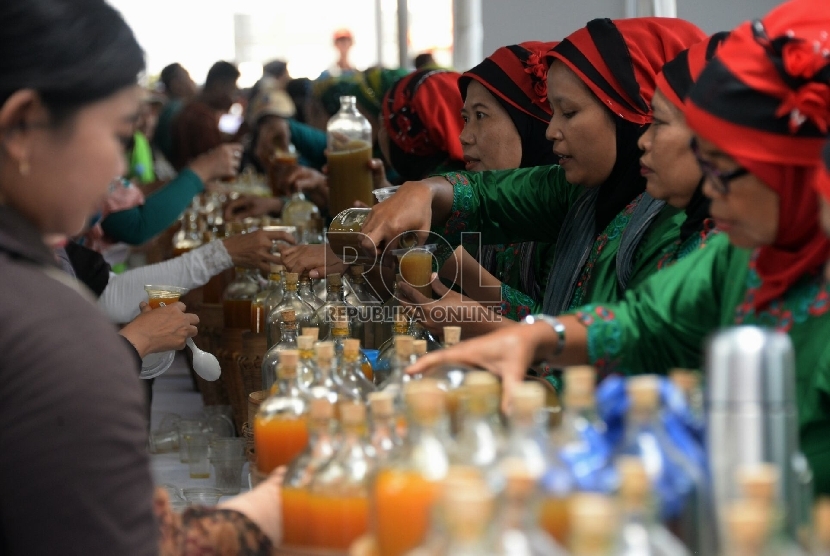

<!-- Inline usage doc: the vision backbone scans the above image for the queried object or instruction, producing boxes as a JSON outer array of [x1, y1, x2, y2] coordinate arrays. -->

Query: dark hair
[[0, 0, 145, 125], [205, 61, 240, 89], [413, 53, 437, 70], [159, 63, 184, 92], [263, 60, 288, 79], [286, 78, 311, 123]]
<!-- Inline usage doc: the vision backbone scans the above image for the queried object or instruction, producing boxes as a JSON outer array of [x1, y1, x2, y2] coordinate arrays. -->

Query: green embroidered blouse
[[568, 232, 830, 493]]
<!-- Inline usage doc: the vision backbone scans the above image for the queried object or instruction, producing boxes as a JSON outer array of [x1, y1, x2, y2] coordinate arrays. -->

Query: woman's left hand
[[222, 229, 296, 273], [280, 243, 347, 279]]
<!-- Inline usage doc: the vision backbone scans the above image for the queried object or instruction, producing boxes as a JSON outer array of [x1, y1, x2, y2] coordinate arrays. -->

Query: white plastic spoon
[[187, 338, 221, 381]]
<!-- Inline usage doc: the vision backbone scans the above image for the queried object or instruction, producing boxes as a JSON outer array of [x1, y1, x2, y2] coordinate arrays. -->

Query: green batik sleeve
[[563, 235, 732, 377], [288, 119, 327, 171], [101, 169, 204, 245], [499, 284, 535, 322]]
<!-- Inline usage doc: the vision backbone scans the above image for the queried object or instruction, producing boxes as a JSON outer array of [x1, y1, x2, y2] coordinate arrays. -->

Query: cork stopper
[[297, 335, 315, 350], [309, 397, 335, 420], [442, 465, 487, 494], [368, 391, 395, 417], [627, 375, 660, 412], [394, 335, 414, 358], [443, 326, 461, 346], [563, 366, 596, 409], [814, 497, 830, 549], [617, 456, 650, 507], [413, 339, 427, 356], [510, 381, 546, 416], [277, 350, 300, 378], [349, 265, 364, 276], [737, 463, 779, 504], [570, 493, 618, 538], [339, 401, 366, 425], [404, 379, 447, 422], [333, 317, 350, 330], [315, 341, 335, 363], [500, 457, 538, 499], [269, 263, 284, 274], [327, 273, 342, 287], [441, 480, 494, 541], [343, 338, 361, 357], [302, 327, 320, 340], [724, 501, 772, 551], [280, 310, 296, 323], [285, 272, 299, 284], [669, 368, 700, 395]]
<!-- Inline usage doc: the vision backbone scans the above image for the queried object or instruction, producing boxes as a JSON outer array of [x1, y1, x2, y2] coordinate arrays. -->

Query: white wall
[[480, 0, 786, 62]]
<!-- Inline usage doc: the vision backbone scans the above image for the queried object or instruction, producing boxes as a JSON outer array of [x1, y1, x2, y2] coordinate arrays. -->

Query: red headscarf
[[547, 17, 706, 125], [686, 0, 830, 310], [655, 32, 729, 112], [381, 69, 464, 164]]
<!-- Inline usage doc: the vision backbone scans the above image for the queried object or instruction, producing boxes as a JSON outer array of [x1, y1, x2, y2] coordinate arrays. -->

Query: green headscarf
[[348, 67, 410, 118], [312, 76, 357, 117]]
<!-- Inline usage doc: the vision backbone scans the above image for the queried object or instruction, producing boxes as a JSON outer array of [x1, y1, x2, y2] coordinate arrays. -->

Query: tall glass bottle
[[251, 263, 282, 334], [301, 341, 339, 408], [222, 267, 260, 328], [493, 460, 570, 556], [312, 273, 349, 340], [253, 350, 309, 474], [327, 95, 373, 215], [172, 209, 203, 256], [262, 264, 285, 321], [281, 395, 339, 547], [379, 335, 414, 396], [500, 381, 549, 481], [368, 391, 403, 463], [344, 264, 379, 348], [452, 371, 504, 474], [296, 335, 318, 388], [324, 314, 351, 359], [372, 380, 452, 556], [616, 375, 708, 554], [375, 273, 404, 349], [266, 272, 315, 348], [282, 191, 321, 242], [261, 310, 299, 392], [612, 456, 690, 556], [569, 494, 619, 556], [374, 313, 413, 383], [298, 272, 323, 311], [309, 401, 376, 550], [335, 338, 377, 403]]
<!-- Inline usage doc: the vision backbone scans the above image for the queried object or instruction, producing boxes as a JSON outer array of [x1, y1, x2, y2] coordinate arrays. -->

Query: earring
[[18, 159, 29, 176]]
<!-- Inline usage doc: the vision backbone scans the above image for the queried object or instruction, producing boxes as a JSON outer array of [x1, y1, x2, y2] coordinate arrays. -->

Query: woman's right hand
[[359, 180, 435, 256], [224, 195, 284, 221], [279, 243, 347, 279], [120, 302, 199, 358], [188, 143, 243, 183], [222, 229, 296, 272], [286, 166, 329, 210]]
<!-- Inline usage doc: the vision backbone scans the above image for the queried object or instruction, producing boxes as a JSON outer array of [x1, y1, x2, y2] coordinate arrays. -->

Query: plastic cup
[[393, 244, 438, 298], [211, 456, 247, 494], [186, 433, 211, 479], [177, 419, 205, 463], [144, 284, 188, 309], [209, 437, 246, 459], [149, 429, 179, 454], [182, 487, 223, 507]]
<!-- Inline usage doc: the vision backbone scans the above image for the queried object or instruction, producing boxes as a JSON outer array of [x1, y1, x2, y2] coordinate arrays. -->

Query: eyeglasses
[[690, 137, 748, 195]]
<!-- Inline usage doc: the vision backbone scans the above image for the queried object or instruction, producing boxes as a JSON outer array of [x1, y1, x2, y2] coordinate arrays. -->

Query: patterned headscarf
[[349, 67, 410, 119], [686, 0, 830, 310]]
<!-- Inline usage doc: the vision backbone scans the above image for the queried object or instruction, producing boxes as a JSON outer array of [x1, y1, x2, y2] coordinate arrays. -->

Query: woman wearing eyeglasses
[[410, 0, 830, 494]]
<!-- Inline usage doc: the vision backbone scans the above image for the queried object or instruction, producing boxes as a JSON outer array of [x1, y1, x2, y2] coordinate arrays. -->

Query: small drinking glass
[[182, 487, 223, 507], [209, 437, 245, 459], [211, 455, 247, 494], [141, 285, 189, 379], [392, 244, 438, 299], [186, 433, 211, 479], [178, 419, 205, 463]]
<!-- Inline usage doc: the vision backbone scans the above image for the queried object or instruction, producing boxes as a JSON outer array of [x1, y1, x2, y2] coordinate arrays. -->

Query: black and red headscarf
[[654, 32, 729, 243], [547, 18, 706, 231], [459, 41, 559, 168], [381, 69, 465, 181], [686, 0, 830, 310]]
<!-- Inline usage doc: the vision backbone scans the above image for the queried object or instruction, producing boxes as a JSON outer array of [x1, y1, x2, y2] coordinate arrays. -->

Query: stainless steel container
[[706, 326, 812, 546]]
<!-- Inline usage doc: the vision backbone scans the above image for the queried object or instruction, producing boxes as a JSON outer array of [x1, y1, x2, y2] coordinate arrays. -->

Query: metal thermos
[[705, 326, 813, 547]]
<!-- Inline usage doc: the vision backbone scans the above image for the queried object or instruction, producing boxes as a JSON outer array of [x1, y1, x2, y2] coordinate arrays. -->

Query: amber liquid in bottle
[[327, 140, 373, 215]]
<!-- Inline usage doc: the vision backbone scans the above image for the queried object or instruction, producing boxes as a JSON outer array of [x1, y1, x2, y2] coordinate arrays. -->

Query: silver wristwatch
[[522, 314, 566, 356]]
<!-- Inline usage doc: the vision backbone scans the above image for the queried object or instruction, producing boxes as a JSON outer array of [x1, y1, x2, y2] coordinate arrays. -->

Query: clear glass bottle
[[374, 313, 413, 384], [282, 191, 322, 243], [345, 264, 381, 306], [374, 273, 404, 349], [493, 460, 570, 556], [222, 267, 260, 329], [312, 273, 349, 340], [262, 264, 285, 321], [452, 371, 504, 475], [266, 271, 315, 348], [281, 394, 339, 547], [379, 335, 414, 396], [368, 391, 403, 463], [669, 368, 704, 426], [296, 335, 318, 388], [313, 276, 327, 302], [298, 272, 323, 311], [412, 322, 443, 352], [301, 340, 339, 408], [372, 380, 453, 556], [261, 310, 299, 392], [251, 263, 283, 334], [345, 264, 381, 348], [326, 95, 374, 215], [172, 209, 203, 256], [612, 456, 690, 556], [721, 501, 774, 556], [499, 381, 549, 481], [569, 494, 619, 556], [616, 376, 708, 554], [335, 338, 377, 403], [412, 340, 427, 361], [253, 350, 309, 474], [324, 314, 351, 360], [308, 401, 376, 550]]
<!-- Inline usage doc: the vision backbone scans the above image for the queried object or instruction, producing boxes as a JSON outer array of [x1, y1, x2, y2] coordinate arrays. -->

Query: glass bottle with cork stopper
[[669, 367, 704, 425], [368, 390, 403, 463], [452, 371, 504, 474], [372, 380, 452, 556], [308, 401, 376, 550], [613, 456, 690, 555], [281, 394, 339, 547], [295, 334, 318, 388], [172, 208, 203, 256], [568, 493, 619, 556], [298, 271, 323, 311], [326, 95, 374, 215], [303, 340, 339, 408], [262, 264, 286, 321], [379, 335, 415, 395], [374, 312, 414, 381], [261, 309, 299, 392], [335, 338, 377, 403], [253, 349, 309, 474], [500, 381, 549, 481], [721, 501, 774, 556], [266, 271, 315, 348], [312, 273, 350, 340], [282, 189, 322, 243], [222, 267, 260, 328], [251, 263, 283, 334]]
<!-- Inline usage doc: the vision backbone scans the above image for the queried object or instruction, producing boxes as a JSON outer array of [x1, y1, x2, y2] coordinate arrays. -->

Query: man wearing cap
[[318, 28, 358, 80]]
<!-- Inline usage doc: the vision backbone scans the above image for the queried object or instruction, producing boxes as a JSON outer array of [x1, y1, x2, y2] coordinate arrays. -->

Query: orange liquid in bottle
[[148, 296, 180, 309], [538, 496, 571, 545], [362, 361, 374, 382], [310, 494, 370, 550], [373, 469, 439, 556], [281, 487, 311, 546], [399, 250, 434, 298], [253, 415, 309, 473], [327, 141, 374, 215], [223, 298, 252, 328]]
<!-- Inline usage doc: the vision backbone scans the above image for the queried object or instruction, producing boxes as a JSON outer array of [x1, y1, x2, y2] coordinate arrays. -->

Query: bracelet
[[522, 314, 566, 356]]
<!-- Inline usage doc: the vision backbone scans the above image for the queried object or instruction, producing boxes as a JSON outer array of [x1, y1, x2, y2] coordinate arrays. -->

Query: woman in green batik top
[[361, 18, 705, 337], [410, 0, 830, 494]]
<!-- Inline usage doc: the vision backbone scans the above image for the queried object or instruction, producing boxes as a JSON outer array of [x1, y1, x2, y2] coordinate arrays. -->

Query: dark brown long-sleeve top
[[0, 205, 158, 555]]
